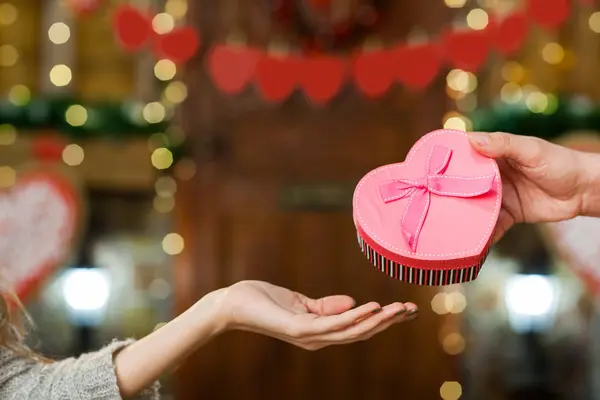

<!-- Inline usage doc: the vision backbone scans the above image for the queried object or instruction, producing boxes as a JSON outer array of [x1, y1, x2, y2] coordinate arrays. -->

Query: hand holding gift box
[[353, 129, 502, 285]]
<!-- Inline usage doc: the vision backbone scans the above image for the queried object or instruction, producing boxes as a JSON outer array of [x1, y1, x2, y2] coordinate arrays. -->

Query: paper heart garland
[[442, 28, 490, 72], [0, 172, 79, 302], [353, 129, 501, 285], [298, 56, 346, 104], [527, 0, 570, 30], [353, 49, 395, 98], [255, 54, 302, 102], [492, 12, 529, 56], [206, 45, 260, 95], [394, 43, 441, 90], [113, 5, 200, 63]]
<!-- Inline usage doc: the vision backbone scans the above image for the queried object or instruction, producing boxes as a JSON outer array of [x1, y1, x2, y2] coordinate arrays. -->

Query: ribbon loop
[[379, 145, 495, 252]]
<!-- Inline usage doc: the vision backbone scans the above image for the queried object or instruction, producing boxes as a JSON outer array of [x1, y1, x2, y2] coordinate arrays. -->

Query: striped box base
[[357, 232, 489, 285]]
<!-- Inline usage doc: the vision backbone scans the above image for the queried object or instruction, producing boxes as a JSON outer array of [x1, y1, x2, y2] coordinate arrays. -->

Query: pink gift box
[[353, 129, 502, 285]]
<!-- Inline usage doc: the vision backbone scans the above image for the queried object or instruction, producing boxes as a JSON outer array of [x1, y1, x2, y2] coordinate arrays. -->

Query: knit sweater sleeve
[[0, 339, 160, 400]]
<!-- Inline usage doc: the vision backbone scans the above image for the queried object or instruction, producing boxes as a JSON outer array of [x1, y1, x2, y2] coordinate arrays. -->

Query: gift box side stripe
[[357, 231, 490, 286]]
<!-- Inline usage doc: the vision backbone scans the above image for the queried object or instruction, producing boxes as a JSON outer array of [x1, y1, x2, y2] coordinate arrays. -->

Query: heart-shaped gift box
[[353, 129, 502, 285]]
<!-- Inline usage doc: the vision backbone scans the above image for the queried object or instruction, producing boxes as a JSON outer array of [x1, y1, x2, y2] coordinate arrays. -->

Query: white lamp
[[504, 274, 559, 333], [62, 268, 110, 326]]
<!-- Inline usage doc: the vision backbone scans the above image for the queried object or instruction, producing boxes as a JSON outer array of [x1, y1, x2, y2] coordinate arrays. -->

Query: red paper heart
[[353, 49, 395, 98], [0, 172, 79, 302], [527, 0, 570, 30], [206, 44, 260, 95], [442, 28, 490, 72], [154, 26, 201, 63], [492, 12, 529, 56], [255, 53, 302, 102], [393, 43, 441, 90], [113, 5, 153, 51], [298, 55, 346, 104]]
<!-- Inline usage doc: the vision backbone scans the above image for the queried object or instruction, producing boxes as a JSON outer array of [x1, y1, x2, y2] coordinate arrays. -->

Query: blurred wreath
[[268, 0, 391, 51]]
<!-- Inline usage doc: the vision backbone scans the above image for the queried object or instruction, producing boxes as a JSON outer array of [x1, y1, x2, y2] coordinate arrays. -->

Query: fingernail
[[371, 307, 382, 314], [407, 309, 418, 316], [469, 132, 489, 147], [395, 309, 406, 316]]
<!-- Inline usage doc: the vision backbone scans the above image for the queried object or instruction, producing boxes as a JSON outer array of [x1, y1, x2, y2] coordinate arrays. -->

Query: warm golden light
[[0, 124, 16, 145], [466, 8, 489, 30], [442, 333, 466, 355], [8, 84, 30, 106], [48, 22, 71, 44], [164, 81, 188, 104], [444, 116, 467, 131], [0, 44, 17, 67], [501, 61, 525, 82], [500, 83, 522, 104], [589, 12, 600, 33], [155, 176, 177, 197], [154, 59, 177, 81], [151, 147, 174, 170], [542, 42, 565, 65], [440, 381, 463, 400], [446, 291, 467, 313], [62, 144, 84, 166], [162, 233, 184, 255], [431, 293, 448, 315], [444, 0, 467, 7], [526, 92, 549, 113], [0, 3, 17, 26], [446, 69, 477, 93], [143, 102, 166, 124], [49, 64, 72, 86], [152, 13, 175, 34], [65, 105, 88, 126], [153, 195, 175, 213], [165, 0, 188, 19], [0, 166, 16, 188]]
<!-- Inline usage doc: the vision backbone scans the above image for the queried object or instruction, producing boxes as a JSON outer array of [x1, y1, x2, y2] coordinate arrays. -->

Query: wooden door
[[173, 1, 457, 399]]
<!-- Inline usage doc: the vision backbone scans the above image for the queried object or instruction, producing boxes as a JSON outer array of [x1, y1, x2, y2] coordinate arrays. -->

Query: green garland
[[0, 96, 187, 167], [471, 96, 600, 141]]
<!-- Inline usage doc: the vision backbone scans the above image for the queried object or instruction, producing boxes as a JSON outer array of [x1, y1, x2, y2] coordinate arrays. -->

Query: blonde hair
[[0, 287, 48, 362]]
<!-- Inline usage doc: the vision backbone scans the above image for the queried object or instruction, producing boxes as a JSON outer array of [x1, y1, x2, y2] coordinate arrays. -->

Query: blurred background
[[1, 0, 600, 399]]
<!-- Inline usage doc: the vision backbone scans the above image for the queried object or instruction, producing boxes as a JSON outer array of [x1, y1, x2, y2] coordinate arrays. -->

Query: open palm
[[220, 281, 417, 351], [469, 132, 585, 241]]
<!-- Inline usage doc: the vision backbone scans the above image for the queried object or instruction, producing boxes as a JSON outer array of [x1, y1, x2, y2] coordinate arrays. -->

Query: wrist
[[579, 151, 600, 217], [189, 287, 231, 337]]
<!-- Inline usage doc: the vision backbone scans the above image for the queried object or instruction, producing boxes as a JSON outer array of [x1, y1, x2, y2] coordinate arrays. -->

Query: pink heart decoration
[[353, 129, 501, 285], [0, 172, 79, 302]]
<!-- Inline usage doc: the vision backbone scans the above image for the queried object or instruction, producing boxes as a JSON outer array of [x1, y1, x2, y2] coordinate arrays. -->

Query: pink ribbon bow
[[379, 145, 496, 252]]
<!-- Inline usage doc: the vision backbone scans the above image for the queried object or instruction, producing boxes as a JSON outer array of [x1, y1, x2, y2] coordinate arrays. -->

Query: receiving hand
[[217, 280, 417, 351], [467, 131, 589, 242]]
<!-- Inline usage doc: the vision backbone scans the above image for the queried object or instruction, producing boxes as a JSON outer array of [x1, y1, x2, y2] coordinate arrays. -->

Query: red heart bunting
[[207, 44, 260, 95], [255, 54, 302, 102], [442, 28, 490, 72], [353, 49, 395, 98], [154, 27, 200, 63], [492, 12, 529, 56], [394, 43, 441, 90], [298, 56, 346, 104], [113, 5, 153, 51], [527, 0, 570, 30]]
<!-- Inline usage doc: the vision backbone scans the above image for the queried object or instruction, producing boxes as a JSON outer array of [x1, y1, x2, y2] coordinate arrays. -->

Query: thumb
[[468, 131, 544, 168], [302, 295, 356, 316]]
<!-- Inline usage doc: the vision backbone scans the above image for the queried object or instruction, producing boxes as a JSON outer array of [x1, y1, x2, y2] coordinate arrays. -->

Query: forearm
[[114, 288, 227, 398], [580, 150, 600, 218]]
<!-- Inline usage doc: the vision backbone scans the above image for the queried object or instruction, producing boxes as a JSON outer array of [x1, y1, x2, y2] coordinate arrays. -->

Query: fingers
[[492, 209, 515, 243], [309, 302, 413, 343], [467, 131, 545, 168], [301, 295, 356, 316]]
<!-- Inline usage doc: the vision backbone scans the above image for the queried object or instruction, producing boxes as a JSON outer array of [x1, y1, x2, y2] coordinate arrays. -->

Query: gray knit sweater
[[0, 339, 160, 399]]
